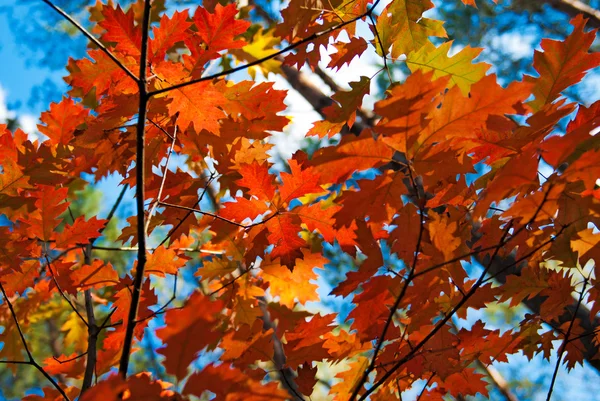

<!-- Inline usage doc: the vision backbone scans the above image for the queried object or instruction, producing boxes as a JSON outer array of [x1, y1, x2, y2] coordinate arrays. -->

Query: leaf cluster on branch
[[1, 0, 600, 400]]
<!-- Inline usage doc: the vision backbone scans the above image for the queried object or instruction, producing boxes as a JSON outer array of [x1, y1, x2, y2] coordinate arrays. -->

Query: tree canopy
[[1, 1, 600, 400]]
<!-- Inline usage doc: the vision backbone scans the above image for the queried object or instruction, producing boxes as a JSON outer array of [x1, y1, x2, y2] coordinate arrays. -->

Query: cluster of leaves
[[1, 0, 600, 400]]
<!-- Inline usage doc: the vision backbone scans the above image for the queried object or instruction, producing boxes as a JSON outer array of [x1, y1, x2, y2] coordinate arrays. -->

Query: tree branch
[[546, 278, 588, 401], [41, 0, 138, 82], [351, 176, 425, 400], [148, 0, 382, 97], [145, 125, 177, 234], [258, 297, 304, 401], [118, 0, 152, 378], [544, 0, 600, 28], [0, 282, 70, 401], [81, 246, 98, 394]]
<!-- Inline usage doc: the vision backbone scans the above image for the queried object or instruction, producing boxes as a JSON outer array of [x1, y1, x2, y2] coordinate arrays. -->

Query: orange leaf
[[24, 186, 69, 242], [193, 4, 250, 56], [55, 216, 106, 248], [296, 364, 318, 397], [279, 160, 323, 205], [150, 10, 192, 62], [37, 98, 88, 147], [99, 5, 142, 58], [219, 196, 270, 223], [265, 214, 306, 269], [237, 161, 276, 202], [526, 15, 600, 111], [261, 250, 325, 307], [184, 363, 288, 400], [144, 245, 188, 277], [156, 292, 224, 379], [328, 37, 368, 71], [70, 259, 119, 290]]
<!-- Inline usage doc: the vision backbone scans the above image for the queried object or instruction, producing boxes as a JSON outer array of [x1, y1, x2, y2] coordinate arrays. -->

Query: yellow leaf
[[61, 311, 88, 352], [375, 0, 447, 58], [406, 41, 490, 94], [235, 28, 282, 79], [261, 250, 325, 308]]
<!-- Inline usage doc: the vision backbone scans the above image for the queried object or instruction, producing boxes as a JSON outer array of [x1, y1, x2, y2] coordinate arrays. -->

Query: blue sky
[[0, 9, 66, 115]]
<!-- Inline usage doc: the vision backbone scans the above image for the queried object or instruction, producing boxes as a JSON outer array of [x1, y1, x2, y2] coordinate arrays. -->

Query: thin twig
[[145, 125, 178, 234], [368, 12, 393, 83], [41, 0, 138, 82], [95, 185, 128, 242], [53, 352, 88, 364], [208, 265, 256, 297], [416, 373, 436, 400], [546, 277, 588, 401], [258, 296, 304, 400], [158, 201, 280, 228], [147, 118, 174, 141], [359, 222, 571, 400], [156, 171, 217, 248], [0, 282, 70, 400], [43, 255, 88, 327], [134, 273, 178, 324], [148, 0, 383, 97], [92, 245, 224, 254], [359, 185, 560, 399], [0, 284, 33, 361], [350, 176, 425, 400]]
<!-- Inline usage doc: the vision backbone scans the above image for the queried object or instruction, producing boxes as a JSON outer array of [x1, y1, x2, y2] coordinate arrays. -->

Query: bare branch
[[156, 171, 217, 248], [368, 12, 393, 83], [118, 0, 152, 378], [145, 124, 178, 234]]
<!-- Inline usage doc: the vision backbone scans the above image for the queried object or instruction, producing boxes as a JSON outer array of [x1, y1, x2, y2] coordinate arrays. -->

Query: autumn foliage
[[1, 0, 600, 400]]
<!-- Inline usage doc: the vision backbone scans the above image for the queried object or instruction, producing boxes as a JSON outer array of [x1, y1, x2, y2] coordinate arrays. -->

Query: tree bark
[[543, 0, 600, 27]]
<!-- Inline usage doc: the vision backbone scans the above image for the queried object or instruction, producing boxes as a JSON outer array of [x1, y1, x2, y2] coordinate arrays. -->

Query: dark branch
[[81, 246, 98, 394], [118, 0, 152, 378], [546, 278, 588, 401], [0, 282, 70, 400]]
